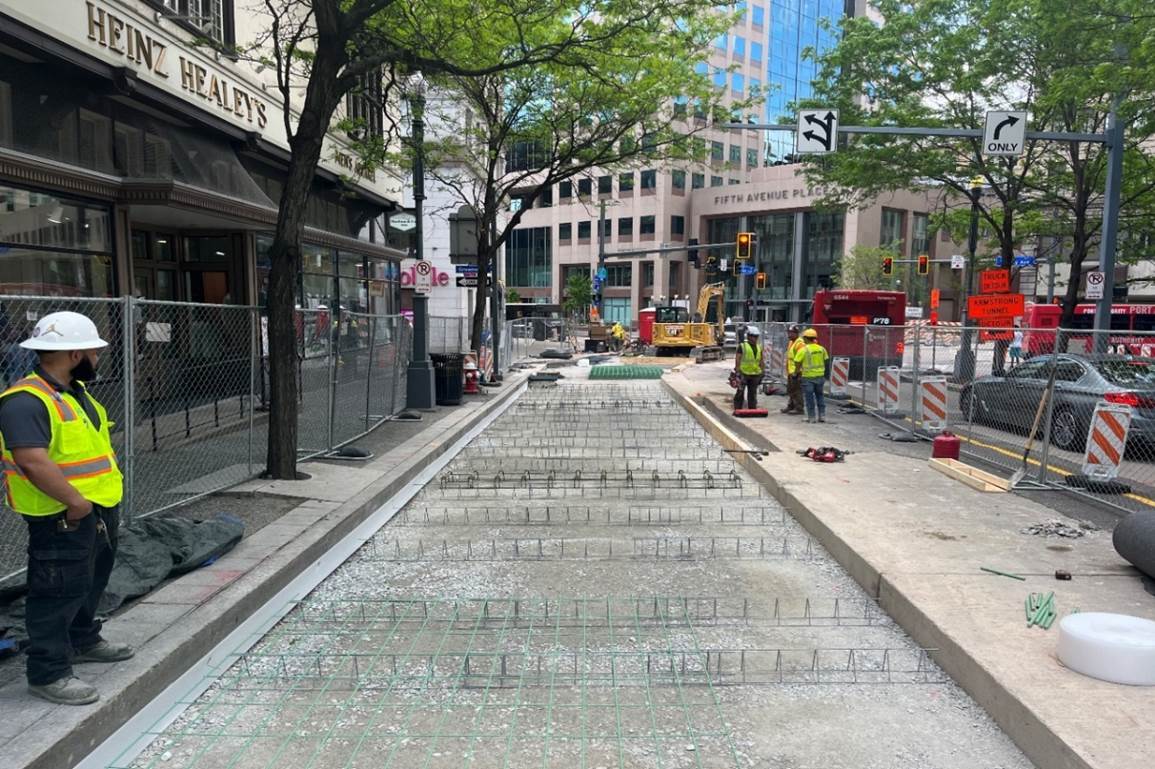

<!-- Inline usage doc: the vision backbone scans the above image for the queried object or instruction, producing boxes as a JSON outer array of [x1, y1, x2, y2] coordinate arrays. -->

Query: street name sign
[[796, 109, 838, 154], [983, 111, 1028, 157], [1086, 271, 1105, 300], [979, 269, 1010, 294], [968, 293, 1024, 319], [455, 264, 479, 274]]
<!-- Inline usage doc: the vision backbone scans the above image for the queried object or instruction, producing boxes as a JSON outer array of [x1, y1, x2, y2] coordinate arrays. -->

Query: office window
[[619, 172, 635, 192], [559, 222, 572, 242], [618, 217, 634, 237], [577, 178, 592, 197], [750, 42, 763, 63], [600, 219, 612, 238], [731, 73, 745, 93], [640, 215, 656, 235], [711, 175, 724, 187], [713, 69, 727, 89], [598, 175, 612, 195], [747, 148, 759, 168], [643, 261, 655, 287], [158, 1, 233, 46], [673, 99, 687, 119], [711, 141, 724, 163], [606, 263, 632, 287], [577, 221, 591, 240], [912, 212, 931, 258], [539, 186, 552, 207], [692, 172, 705, 189], [559, 181, 572, 199], [345, 69, 384, 140], [729, 145, 742, 165], [620, 135, 637, 154], [752, 5, 764, 26], [734, 36, 746, 58], [671, 170, 686, 190], [881, 208, 906, 253], [504, 226, 551, 288], [715, 33, 727, 51], [640, 169, 657, 190], [670, 215, 685, 236], [729, 178, 741, 185]]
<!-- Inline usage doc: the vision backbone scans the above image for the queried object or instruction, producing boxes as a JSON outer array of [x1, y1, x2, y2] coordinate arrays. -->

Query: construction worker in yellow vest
[[0, 312, 132, 706], [732, 325, 763, 411], [793, 328, 830, 423], [781, 324, 806, 415]]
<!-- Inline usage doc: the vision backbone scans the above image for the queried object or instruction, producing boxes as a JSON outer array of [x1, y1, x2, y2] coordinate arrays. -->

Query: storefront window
[[0, 185, 114, 296], [302, 244, 334, 309]]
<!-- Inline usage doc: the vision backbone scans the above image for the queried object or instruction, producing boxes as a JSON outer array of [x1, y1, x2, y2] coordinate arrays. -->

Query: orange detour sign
[[876, 366, 901, 414], [920, 376, 949, 431], [1082, 403, 1131, 481]]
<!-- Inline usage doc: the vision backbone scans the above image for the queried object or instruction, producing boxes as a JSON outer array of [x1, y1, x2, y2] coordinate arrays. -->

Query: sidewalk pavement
[[666, 360, 1154, 769], [0, 371, 528, 769]]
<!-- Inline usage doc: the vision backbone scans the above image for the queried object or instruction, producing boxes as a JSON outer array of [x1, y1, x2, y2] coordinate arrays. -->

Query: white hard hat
[[745, 325, 760, 336], [21, 311, 108, 351]]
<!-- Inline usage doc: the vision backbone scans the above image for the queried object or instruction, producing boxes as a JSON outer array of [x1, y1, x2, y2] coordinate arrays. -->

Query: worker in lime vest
[[793, 328, 830, 423], [732, 325, 763, 411], [0, 312, 132, 706], [781, 324, 806, 415]]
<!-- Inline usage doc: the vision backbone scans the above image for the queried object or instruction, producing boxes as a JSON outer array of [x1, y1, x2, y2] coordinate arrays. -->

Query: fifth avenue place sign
[[796, 109, 838, 154], [983, 111, 1028, 157]]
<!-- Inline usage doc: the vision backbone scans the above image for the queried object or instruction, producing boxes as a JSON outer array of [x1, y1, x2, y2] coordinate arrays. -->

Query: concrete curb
[[661, 377, 1089, 769], [9, 379, 526, 769]]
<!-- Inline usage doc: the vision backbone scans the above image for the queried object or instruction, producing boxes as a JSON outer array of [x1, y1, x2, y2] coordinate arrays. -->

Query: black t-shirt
[[0, 368, 101, 450]]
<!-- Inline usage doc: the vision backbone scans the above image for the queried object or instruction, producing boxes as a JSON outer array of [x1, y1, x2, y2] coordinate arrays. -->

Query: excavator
[[641, 282, 726, 358]]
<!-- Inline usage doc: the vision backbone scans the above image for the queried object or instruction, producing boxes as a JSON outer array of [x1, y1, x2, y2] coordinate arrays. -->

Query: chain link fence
[[1, 296, 413, 585], [762, 319, 1155, 518]]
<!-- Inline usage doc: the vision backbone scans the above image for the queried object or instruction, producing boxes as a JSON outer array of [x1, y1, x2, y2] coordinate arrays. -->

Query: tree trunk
[[470, 244, 492, 353], [265, 41, 346, 479]]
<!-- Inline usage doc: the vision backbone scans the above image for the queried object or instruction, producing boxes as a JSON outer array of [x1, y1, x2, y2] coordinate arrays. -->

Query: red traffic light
[[882, 257, 893, 275], [917, 254, 930, 275]]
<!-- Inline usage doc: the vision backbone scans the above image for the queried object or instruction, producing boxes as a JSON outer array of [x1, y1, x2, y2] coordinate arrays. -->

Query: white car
[[723, 322, 738, 348]]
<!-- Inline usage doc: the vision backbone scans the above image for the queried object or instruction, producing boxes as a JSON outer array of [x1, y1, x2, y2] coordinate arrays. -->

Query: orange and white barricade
[[1082, 403, 1132, 480], [919, 376, 949, 431], [877, 366, 901, 414], [828, 357, 850, 397], [769, 346, 785, 377]]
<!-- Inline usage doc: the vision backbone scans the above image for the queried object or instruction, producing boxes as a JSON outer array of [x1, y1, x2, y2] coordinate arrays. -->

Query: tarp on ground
[[0, 514, 245, 652]]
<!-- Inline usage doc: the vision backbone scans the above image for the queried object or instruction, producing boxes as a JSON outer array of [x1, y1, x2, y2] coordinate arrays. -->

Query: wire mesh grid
[[394, 504, 789, 527]]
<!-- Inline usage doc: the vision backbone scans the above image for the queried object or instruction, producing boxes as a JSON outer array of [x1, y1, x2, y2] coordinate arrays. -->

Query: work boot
[[74, 640, 135, 664], [28, 676, 99, 706]]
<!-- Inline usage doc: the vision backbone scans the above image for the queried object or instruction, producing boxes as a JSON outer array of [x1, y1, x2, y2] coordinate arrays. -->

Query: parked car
[[960, 354, 1155, 452], [723, 321, 738, 348]]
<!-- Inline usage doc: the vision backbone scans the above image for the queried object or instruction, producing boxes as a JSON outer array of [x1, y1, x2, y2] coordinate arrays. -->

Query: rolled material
[[1057, 612, 1155, 686], [1113, 512, 1155, 579]]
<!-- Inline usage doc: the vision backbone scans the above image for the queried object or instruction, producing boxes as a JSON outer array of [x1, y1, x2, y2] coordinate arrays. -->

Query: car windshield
[[1096, 359, 1155, 385]]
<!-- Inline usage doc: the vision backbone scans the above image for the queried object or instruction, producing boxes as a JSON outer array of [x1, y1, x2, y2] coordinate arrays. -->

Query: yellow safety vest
[[739, 341, 763, 376], [786, 337, 806, 374], [794, 342, 829, 379], [0, 374, 123, 516]]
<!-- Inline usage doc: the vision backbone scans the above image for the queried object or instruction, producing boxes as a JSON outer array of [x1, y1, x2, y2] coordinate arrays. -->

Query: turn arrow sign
[[993, 114, 1020, 140]]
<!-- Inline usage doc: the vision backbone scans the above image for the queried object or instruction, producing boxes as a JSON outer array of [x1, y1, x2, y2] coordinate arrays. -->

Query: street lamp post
[[405, 74, 435, 409]]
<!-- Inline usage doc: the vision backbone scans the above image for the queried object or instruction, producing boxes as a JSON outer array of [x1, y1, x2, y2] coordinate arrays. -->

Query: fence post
[[248, 307, 257, 476], [121, 296, 136, 525], [1036, 327, 1063, 484], [861, 327, 869, 407], [909, 324, 921, 429], [364, 316, 377, 426], [326, 313, 336, 453]]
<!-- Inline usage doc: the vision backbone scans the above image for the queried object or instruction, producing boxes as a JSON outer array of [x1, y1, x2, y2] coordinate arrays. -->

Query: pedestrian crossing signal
[[882, 256, 893, 275], [917, 254, 930, 275], [755, 272, 767, 289], [736, 232, 753, 259]]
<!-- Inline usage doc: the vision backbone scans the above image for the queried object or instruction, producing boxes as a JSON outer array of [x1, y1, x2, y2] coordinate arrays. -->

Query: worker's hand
[[65, 499, 93, 522]]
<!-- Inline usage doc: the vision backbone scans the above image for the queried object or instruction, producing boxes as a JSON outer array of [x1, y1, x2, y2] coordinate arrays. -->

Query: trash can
[[533, 319, 547, 341], [430, 353, 465, 406]]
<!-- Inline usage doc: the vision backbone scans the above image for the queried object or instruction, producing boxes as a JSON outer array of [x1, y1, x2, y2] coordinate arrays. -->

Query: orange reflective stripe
[[10, 377, 77, 422]]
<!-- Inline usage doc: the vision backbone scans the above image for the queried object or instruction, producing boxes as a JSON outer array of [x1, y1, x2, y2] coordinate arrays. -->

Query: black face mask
[[70, 356, 98, 383]]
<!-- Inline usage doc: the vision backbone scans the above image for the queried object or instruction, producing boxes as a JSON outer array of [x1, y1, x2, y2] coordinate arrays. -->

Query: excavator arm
[[696, 282, 726, 344]]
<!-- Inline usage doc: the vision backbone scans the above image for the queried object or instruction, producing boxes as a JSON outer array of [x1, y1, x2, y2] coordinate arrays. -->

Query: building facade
[[0, 0, 407, 316], [506, 0, 878, 324]]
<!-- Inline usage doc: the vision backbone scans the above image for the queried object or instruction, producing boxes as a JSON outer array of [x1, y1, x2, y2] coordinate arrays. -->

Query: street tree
[[562, 272, 594, 320], [835, 245, 901, 291], [415, 8, 744, 353], [246, 0, 738, 478], [799, 0, 1155, 326]]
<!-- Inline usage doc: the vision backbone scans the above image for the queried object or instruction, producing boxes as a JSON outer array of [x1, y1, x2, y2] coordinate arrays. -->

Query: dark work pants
[[733, 373, 760, 410], [786, 373, 804, 412], [23, 504, 118, 686]]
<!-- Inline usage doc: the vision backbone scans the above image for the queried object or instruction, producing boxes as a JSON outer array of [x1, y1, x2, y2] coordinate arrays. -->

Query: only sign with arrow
[[983, 111, 1028, 157], [797, 109, 839, 154]]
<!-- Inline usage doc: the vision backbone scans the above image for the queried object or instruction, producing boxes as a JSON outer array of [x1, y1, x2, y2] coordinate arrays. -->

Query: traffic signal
[[687, 238, 700, 268], [736, 231, 753, 260], [755, 271, 767, 290], [917, 254, 930, 275], [882, 256, 893, 275]]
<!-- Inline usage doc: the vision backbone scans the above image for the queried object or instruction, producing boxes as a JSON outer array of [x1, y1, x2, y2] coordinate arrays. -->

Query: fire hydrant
[[463, 361, 481, 394]]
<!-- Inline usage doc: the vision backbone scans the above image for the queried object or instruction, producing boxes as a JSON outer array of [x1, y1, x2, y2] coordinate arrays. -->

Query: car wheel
[[1050, 407, 1085, 451]]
